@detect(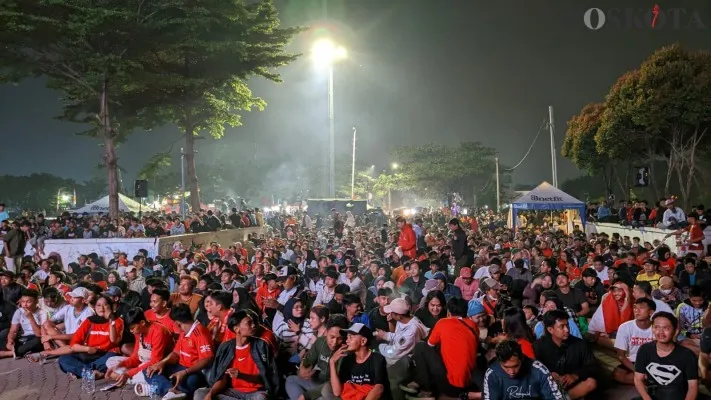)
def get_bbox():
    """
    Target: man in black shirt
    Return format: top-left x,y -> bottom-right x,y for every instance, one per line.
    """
328,323 -> 390,400
368,288 -> 394,337
534,310 -> 598,399
634,312 -> 698,400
